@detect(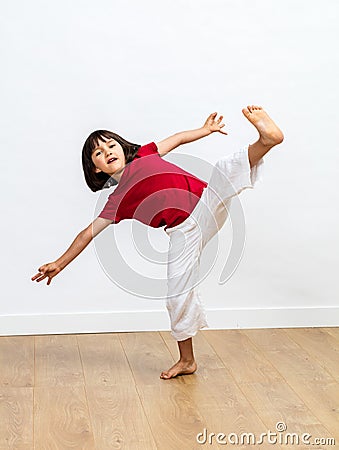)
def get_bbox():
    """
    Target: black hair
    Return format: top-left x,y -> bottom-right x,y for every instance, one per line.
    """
82,130 -> 140,192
